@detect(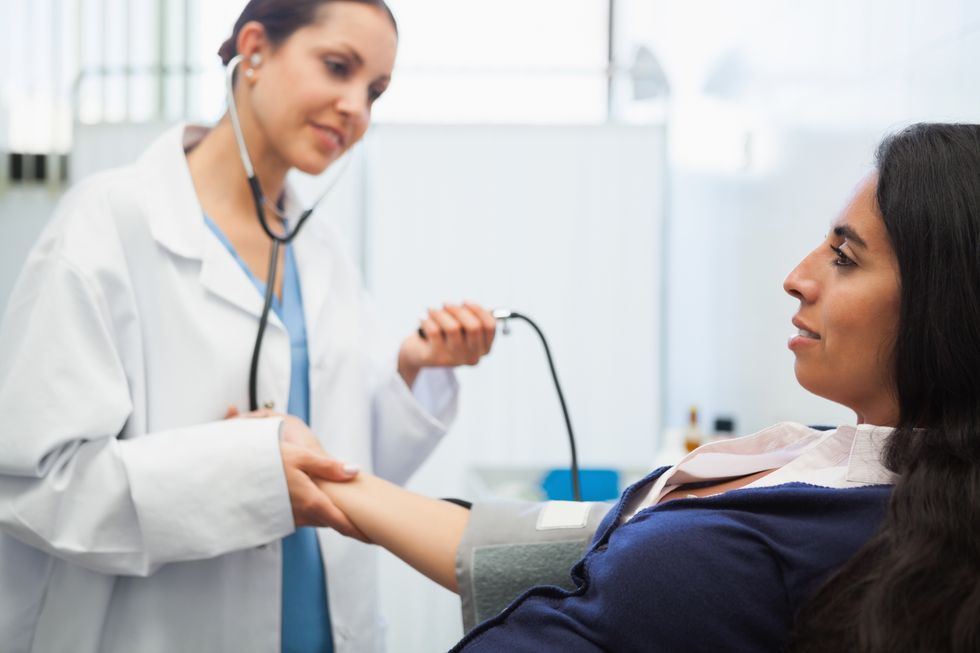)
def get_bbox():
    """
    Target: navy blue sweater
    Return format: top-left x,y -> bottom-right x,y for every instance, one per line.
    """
451,469 -> 891,652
